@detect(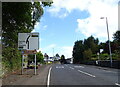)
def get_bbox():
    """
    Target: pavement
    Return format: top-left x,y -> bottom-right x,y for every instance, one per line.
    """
2,64 -> 52,86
